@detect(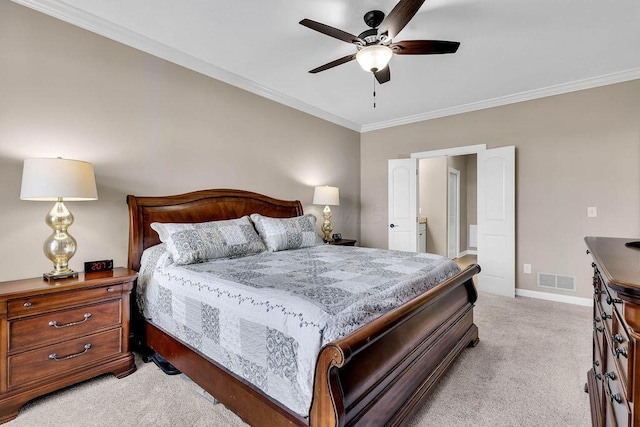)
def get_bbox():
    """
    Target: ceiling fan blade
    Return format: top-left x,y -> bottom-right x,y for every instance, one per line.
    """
375,66 -> 391,84
300,19 -> 365,45
378,0 -> 426,40
390,40 -> 460,54
309,54 -> 356,73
